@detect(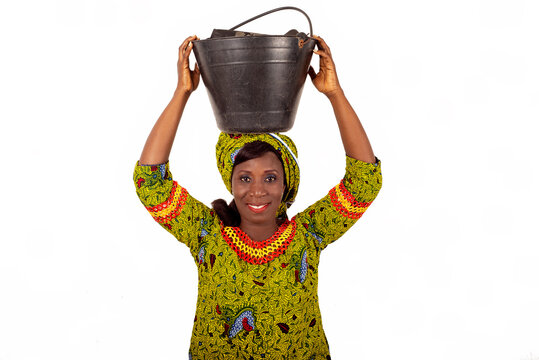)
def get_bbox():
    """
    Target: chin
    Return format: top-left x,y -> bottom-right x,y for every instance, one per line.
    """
238,208 -> 279,226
